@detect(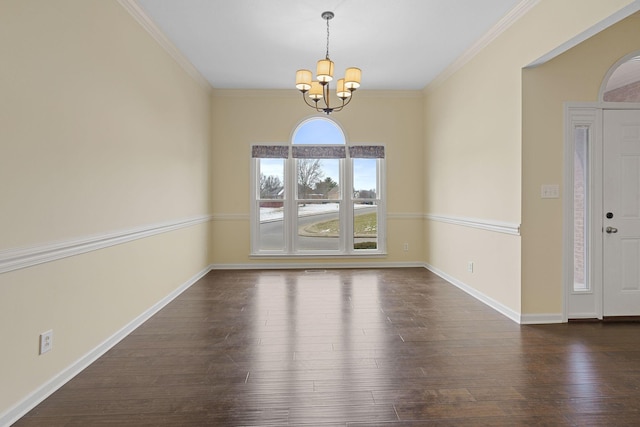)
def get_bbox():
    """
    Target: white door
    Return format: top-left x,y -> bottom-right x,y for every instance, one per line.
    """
603,109 -> 640,317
